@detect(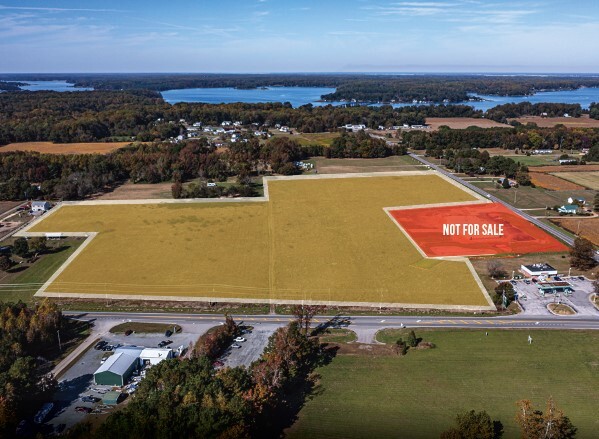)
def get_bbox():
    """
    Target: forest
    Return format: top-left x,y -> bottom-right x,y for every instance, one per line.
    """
0,300 -> 65,436
0,90 -> 482,145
